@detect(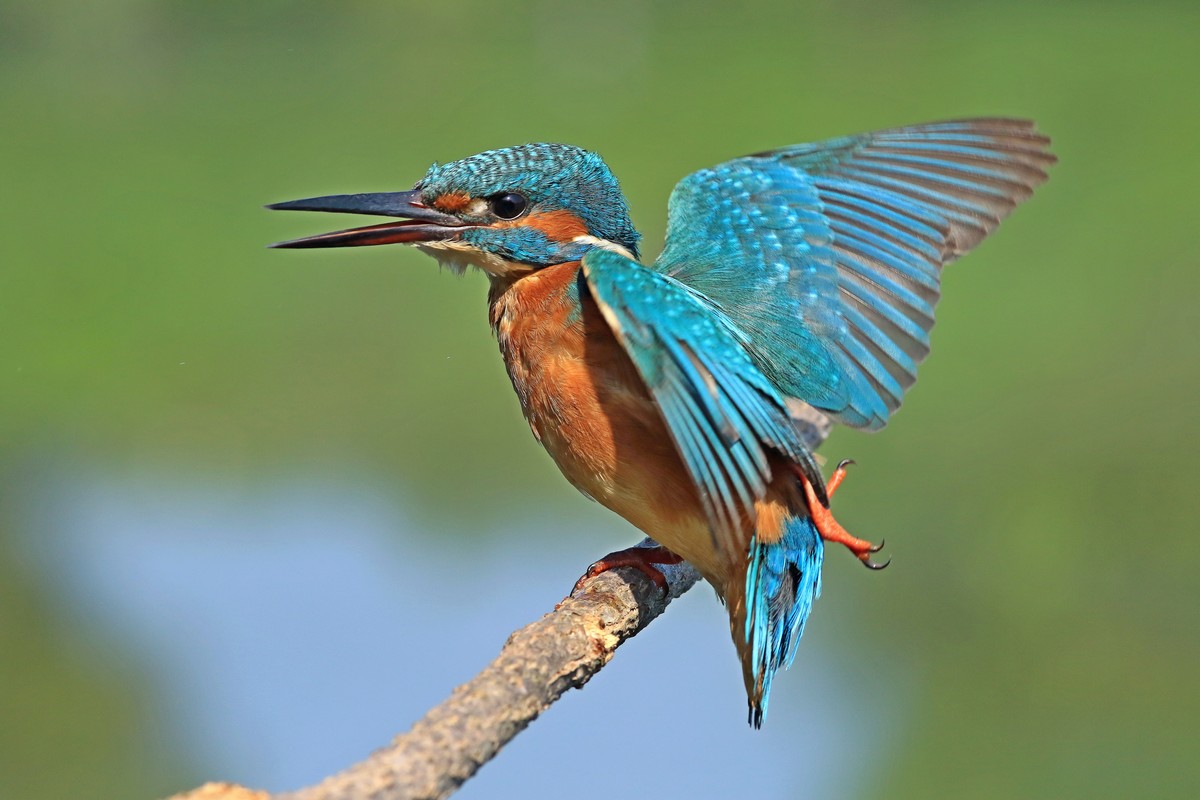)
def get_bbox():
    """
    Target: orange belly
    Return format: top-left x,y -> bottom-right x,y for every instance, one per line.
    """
488,261 -> 731,583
